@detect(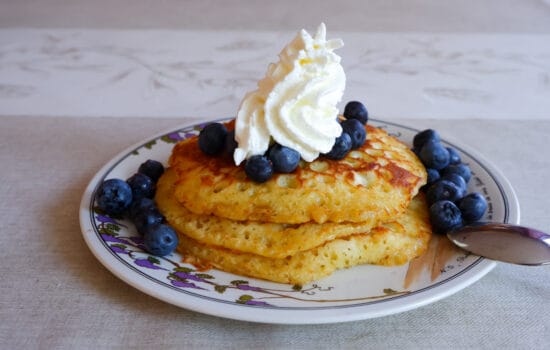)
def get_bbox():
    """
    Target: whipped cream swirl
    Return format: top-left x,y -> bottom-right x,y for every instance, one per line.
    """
233,23 -> 346,165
